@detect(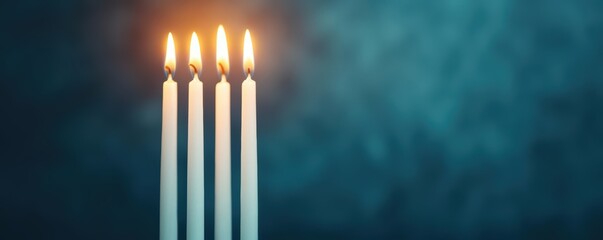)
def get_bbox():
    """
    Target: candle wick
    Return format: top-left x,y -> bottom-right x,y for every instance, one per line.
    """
165,66 -> 172,76
219,63 -> 226,75
247,68 -> 251,75
189,64 -> 198,75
